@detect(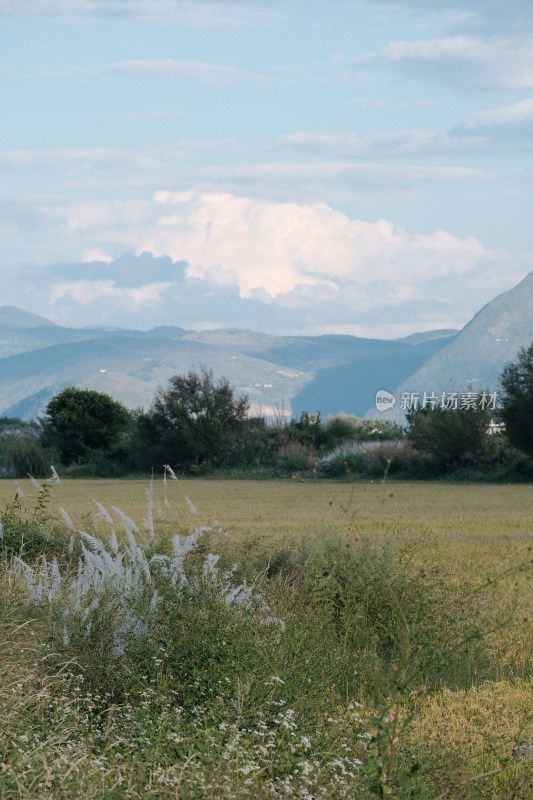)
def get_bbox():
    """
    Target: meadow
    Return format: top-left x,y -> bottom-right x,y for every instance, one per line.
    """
1,477 -> 533,798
